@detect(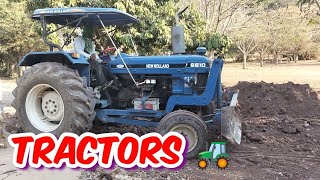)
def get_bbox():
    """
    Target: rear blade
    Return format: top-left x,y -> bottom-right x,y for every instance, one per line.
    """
221,90 -> 242,144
